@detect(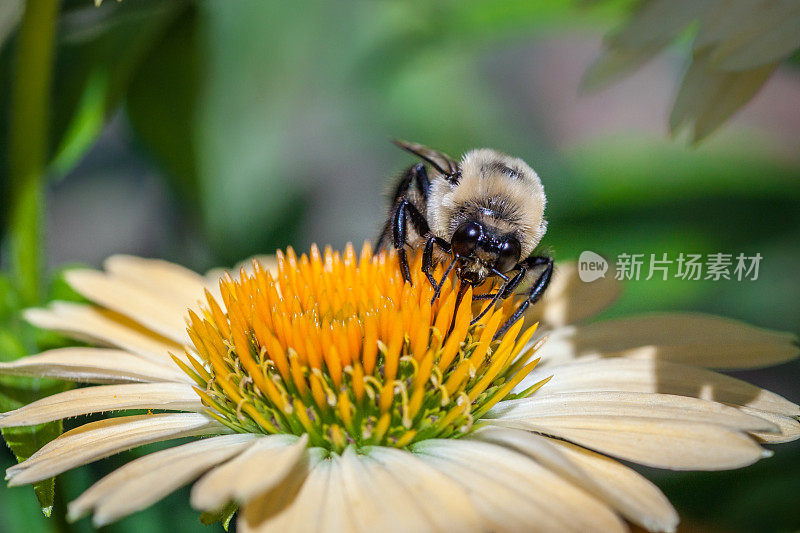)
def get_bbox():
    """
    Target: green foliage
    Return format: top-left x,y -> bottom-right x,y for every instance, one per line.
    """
0,270 -> 78,516
583,0 -> 800,143
48,0 -> 189,177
